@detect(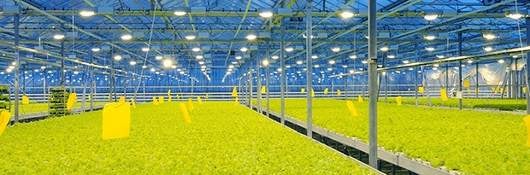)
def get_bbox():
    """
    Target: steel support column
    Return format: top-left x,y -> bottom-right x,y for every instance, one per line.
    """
305,0 -> 314,138
367,0 -> 379,168
13,14 -> 20,123
280,26 -> 286,125
526,16 -> 530,114
458,32 -> 463,110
